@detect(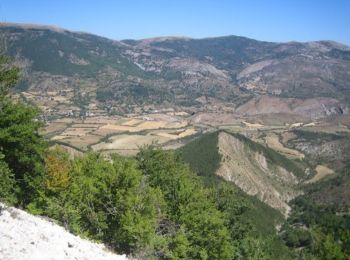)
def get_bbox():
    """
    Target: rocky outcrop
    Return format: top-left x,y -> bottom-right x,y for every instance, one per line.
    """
0,203 -> 127,260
